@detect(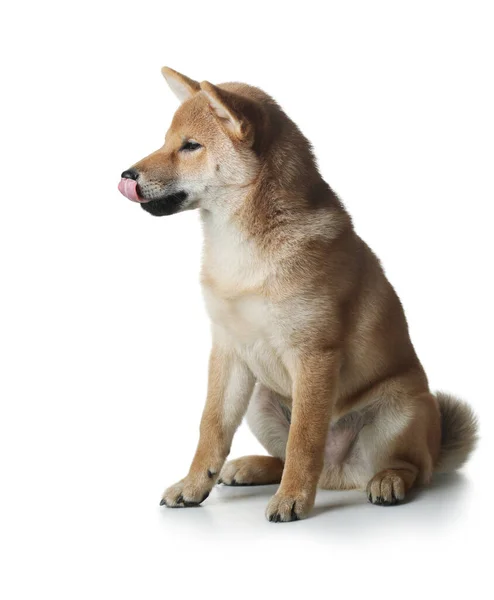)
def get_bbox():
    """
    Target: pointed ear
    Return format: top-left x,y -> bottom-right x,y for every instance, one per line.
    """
161,67 -> 200,103
200,81 -> 254,143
